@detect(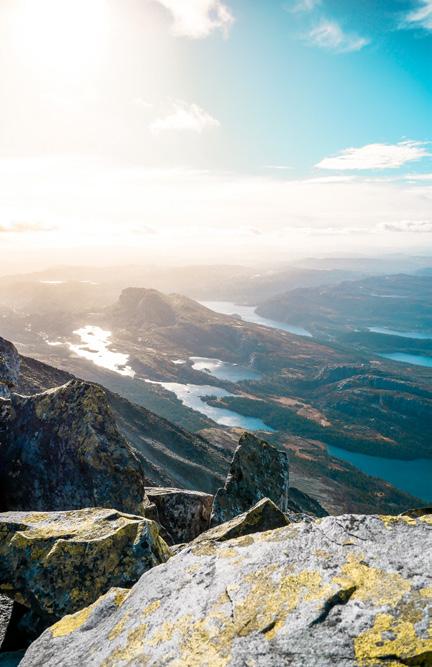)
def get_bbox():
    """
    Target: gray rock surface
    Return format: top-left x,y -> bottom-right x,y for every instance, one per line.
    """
0,594 -> 13,647
193,497 -> 289,545
0,338 -> 19,398
211,432 -> 289,526
0,508 -> 170,635
144,487 -> 213,544
0,380 -> 147,514
20,513 -> 432,666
